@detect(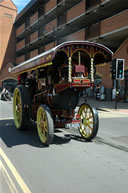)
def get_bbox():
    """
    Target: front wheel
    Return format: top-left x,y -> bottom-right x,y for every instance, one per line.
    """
37,105 -> 54,145
78,103 -> 99,141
